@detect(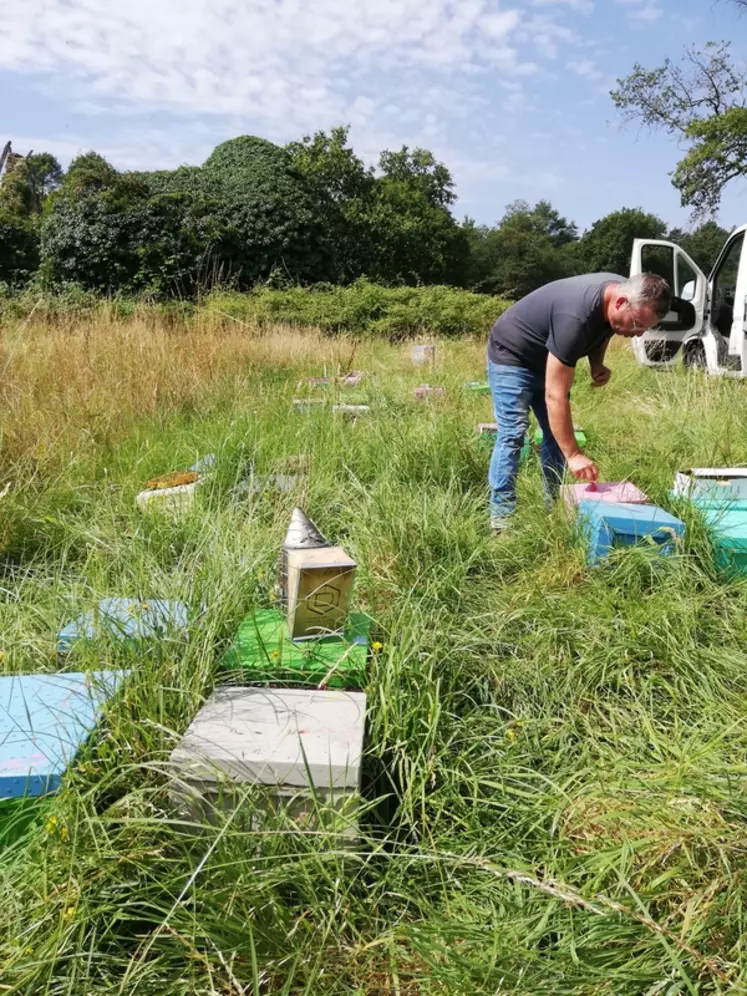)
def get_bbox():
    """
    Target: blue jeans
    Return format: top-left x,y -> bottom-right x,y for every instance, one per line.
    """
488,359 -> 566,520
